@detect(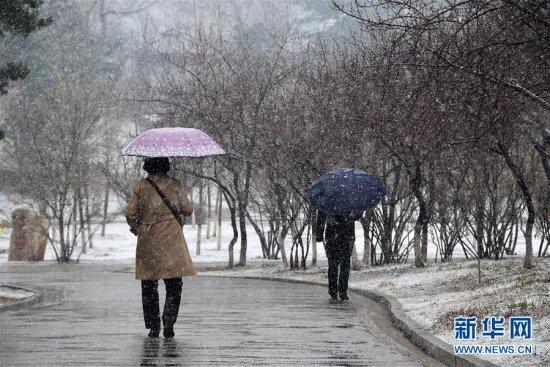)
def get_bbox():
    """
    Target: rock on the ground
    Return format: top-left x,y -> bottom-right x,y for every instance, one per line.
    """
8,208 -> 48,261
